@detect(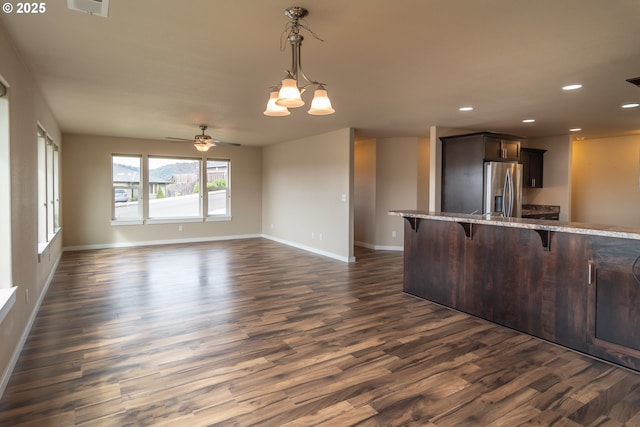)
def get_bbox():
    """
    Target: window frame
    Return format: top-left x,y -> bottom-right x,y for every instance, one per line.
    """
111,154 -> 231,225
205,158 -> 231,220
37,125 -> 61,254
0,80 -> 12,291
146,155 -> 202,223
111,154 -> 143,225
